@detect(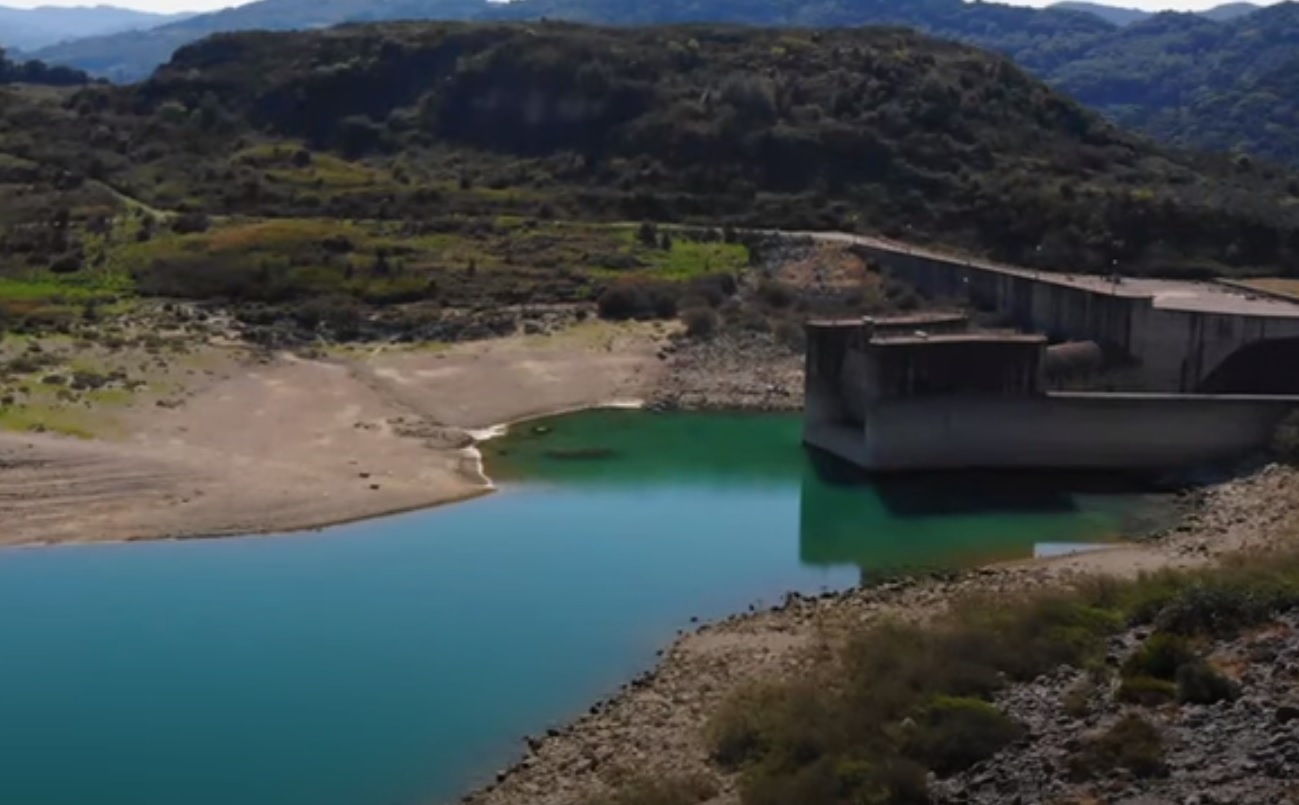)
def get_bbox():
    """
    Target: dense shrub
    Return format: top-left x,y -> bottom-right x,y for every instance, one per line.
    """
1069,714 -> 1168,781
613,493 -> 1299,804
1155,582 -> 1299,638
171,212 -> 211,234
596,280 -> 678,321
578,773 -> 717,805
288,295 -> 364,337
681,306 -> 717,339
689,273 -> 739,307
1122,634 -> 1197,680
903,696 -> 1023,775
1115,675 -> 1177,706
48,253 -> 83,274
1175,659 -> 1240,705
755,279 -> 794,310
